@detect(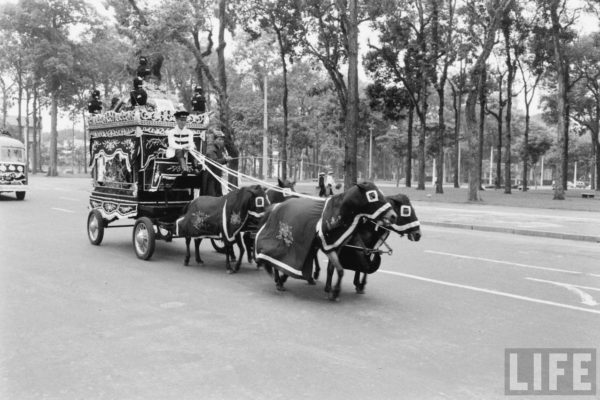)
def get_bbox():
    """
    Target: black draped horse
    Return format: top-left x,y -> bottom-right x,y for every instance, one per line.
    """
324,193 -> 421,295
255,182 -> 397,301
242,177 -> 296,264
176,185 -> 266,273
